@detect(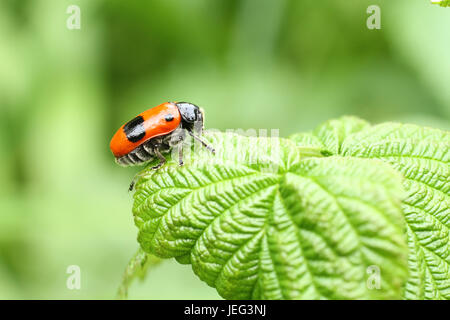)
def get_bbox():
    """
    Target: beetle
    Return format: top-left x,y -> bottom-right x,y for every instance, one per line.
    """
110,102 -> 215,190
